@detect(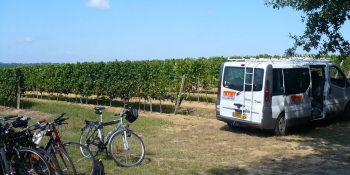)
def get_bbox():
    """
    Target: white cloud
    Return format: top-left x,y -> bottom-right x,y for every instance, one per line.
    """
85,0 -> 110,9
19,37 -> 32,42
